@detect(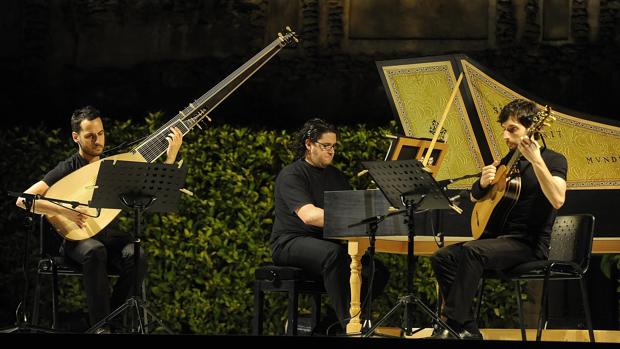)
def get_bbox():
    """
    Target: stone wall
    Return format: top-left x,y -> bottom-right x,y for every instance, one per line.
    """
1,0 -> 618,129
